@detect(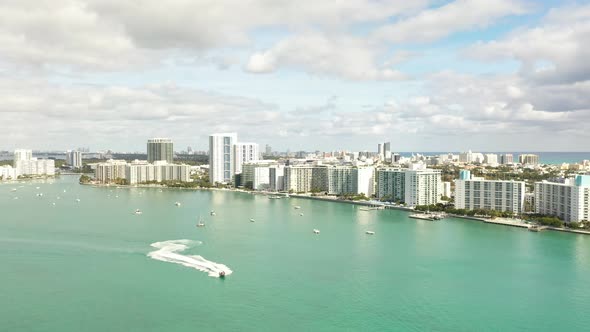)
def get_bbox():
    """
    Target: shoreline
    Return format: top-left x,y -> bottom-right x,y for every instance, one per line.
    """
81,182 -> 590,236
